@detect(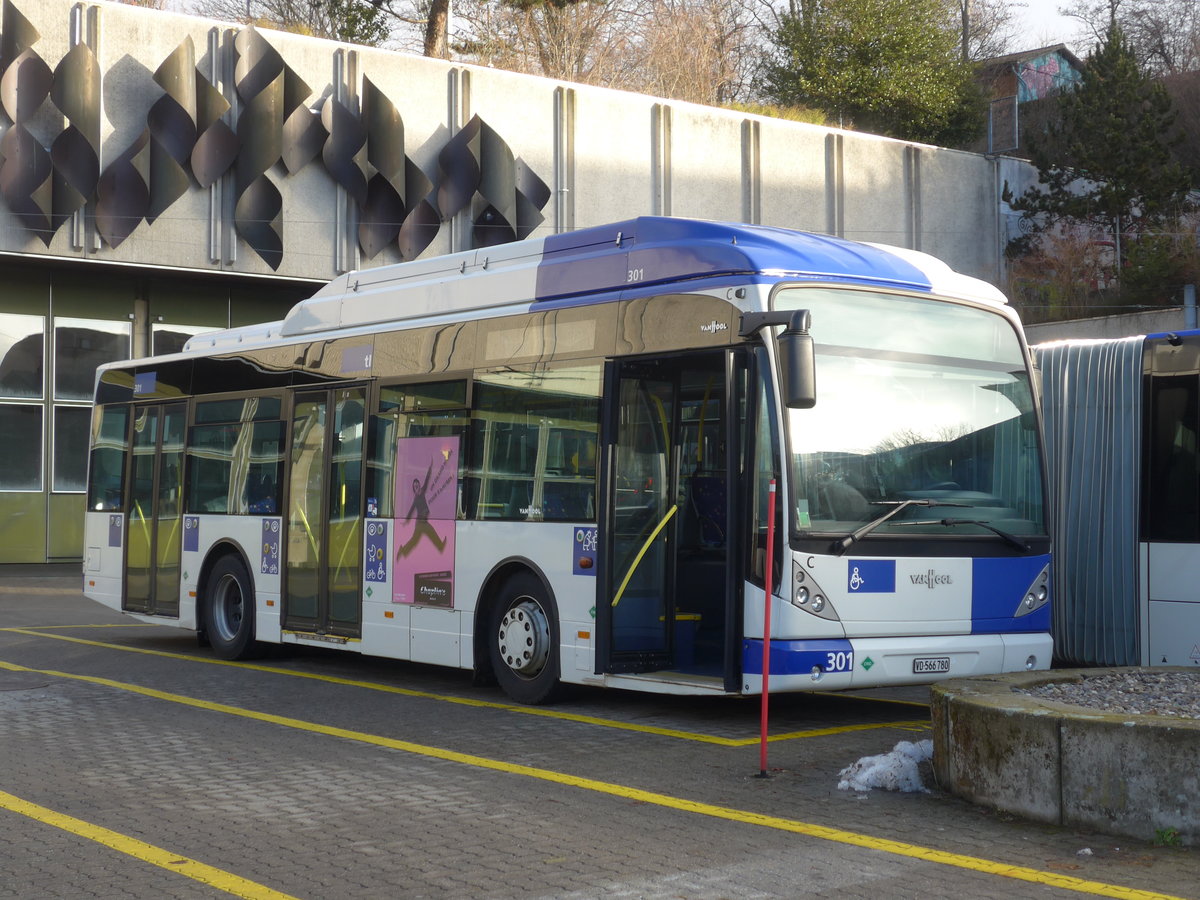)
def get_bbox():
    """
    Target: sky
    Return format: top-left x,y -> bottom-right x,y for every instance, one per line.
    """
1009,4 -> 1089,53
